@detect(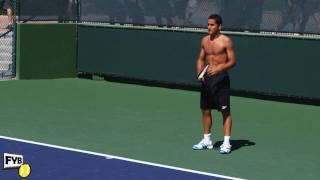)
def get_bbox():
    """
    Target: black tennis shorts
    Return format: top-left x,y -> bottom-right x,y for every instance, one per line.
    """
200,72 -> 230,113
